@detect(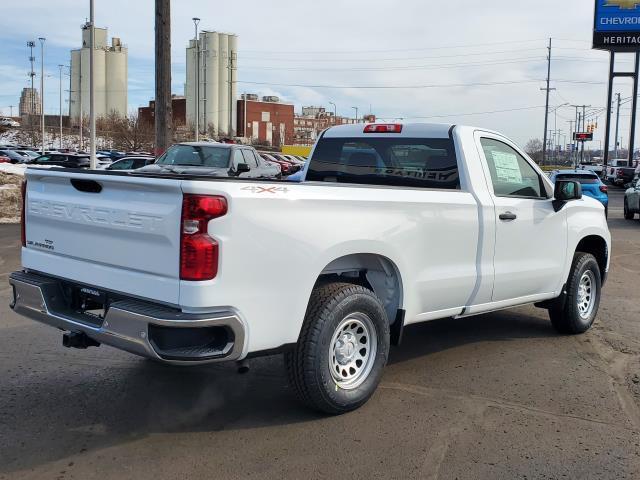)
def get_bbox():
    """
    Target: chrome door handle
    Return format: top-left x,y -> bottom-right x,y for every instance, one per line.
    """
499,212 -> 517,221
